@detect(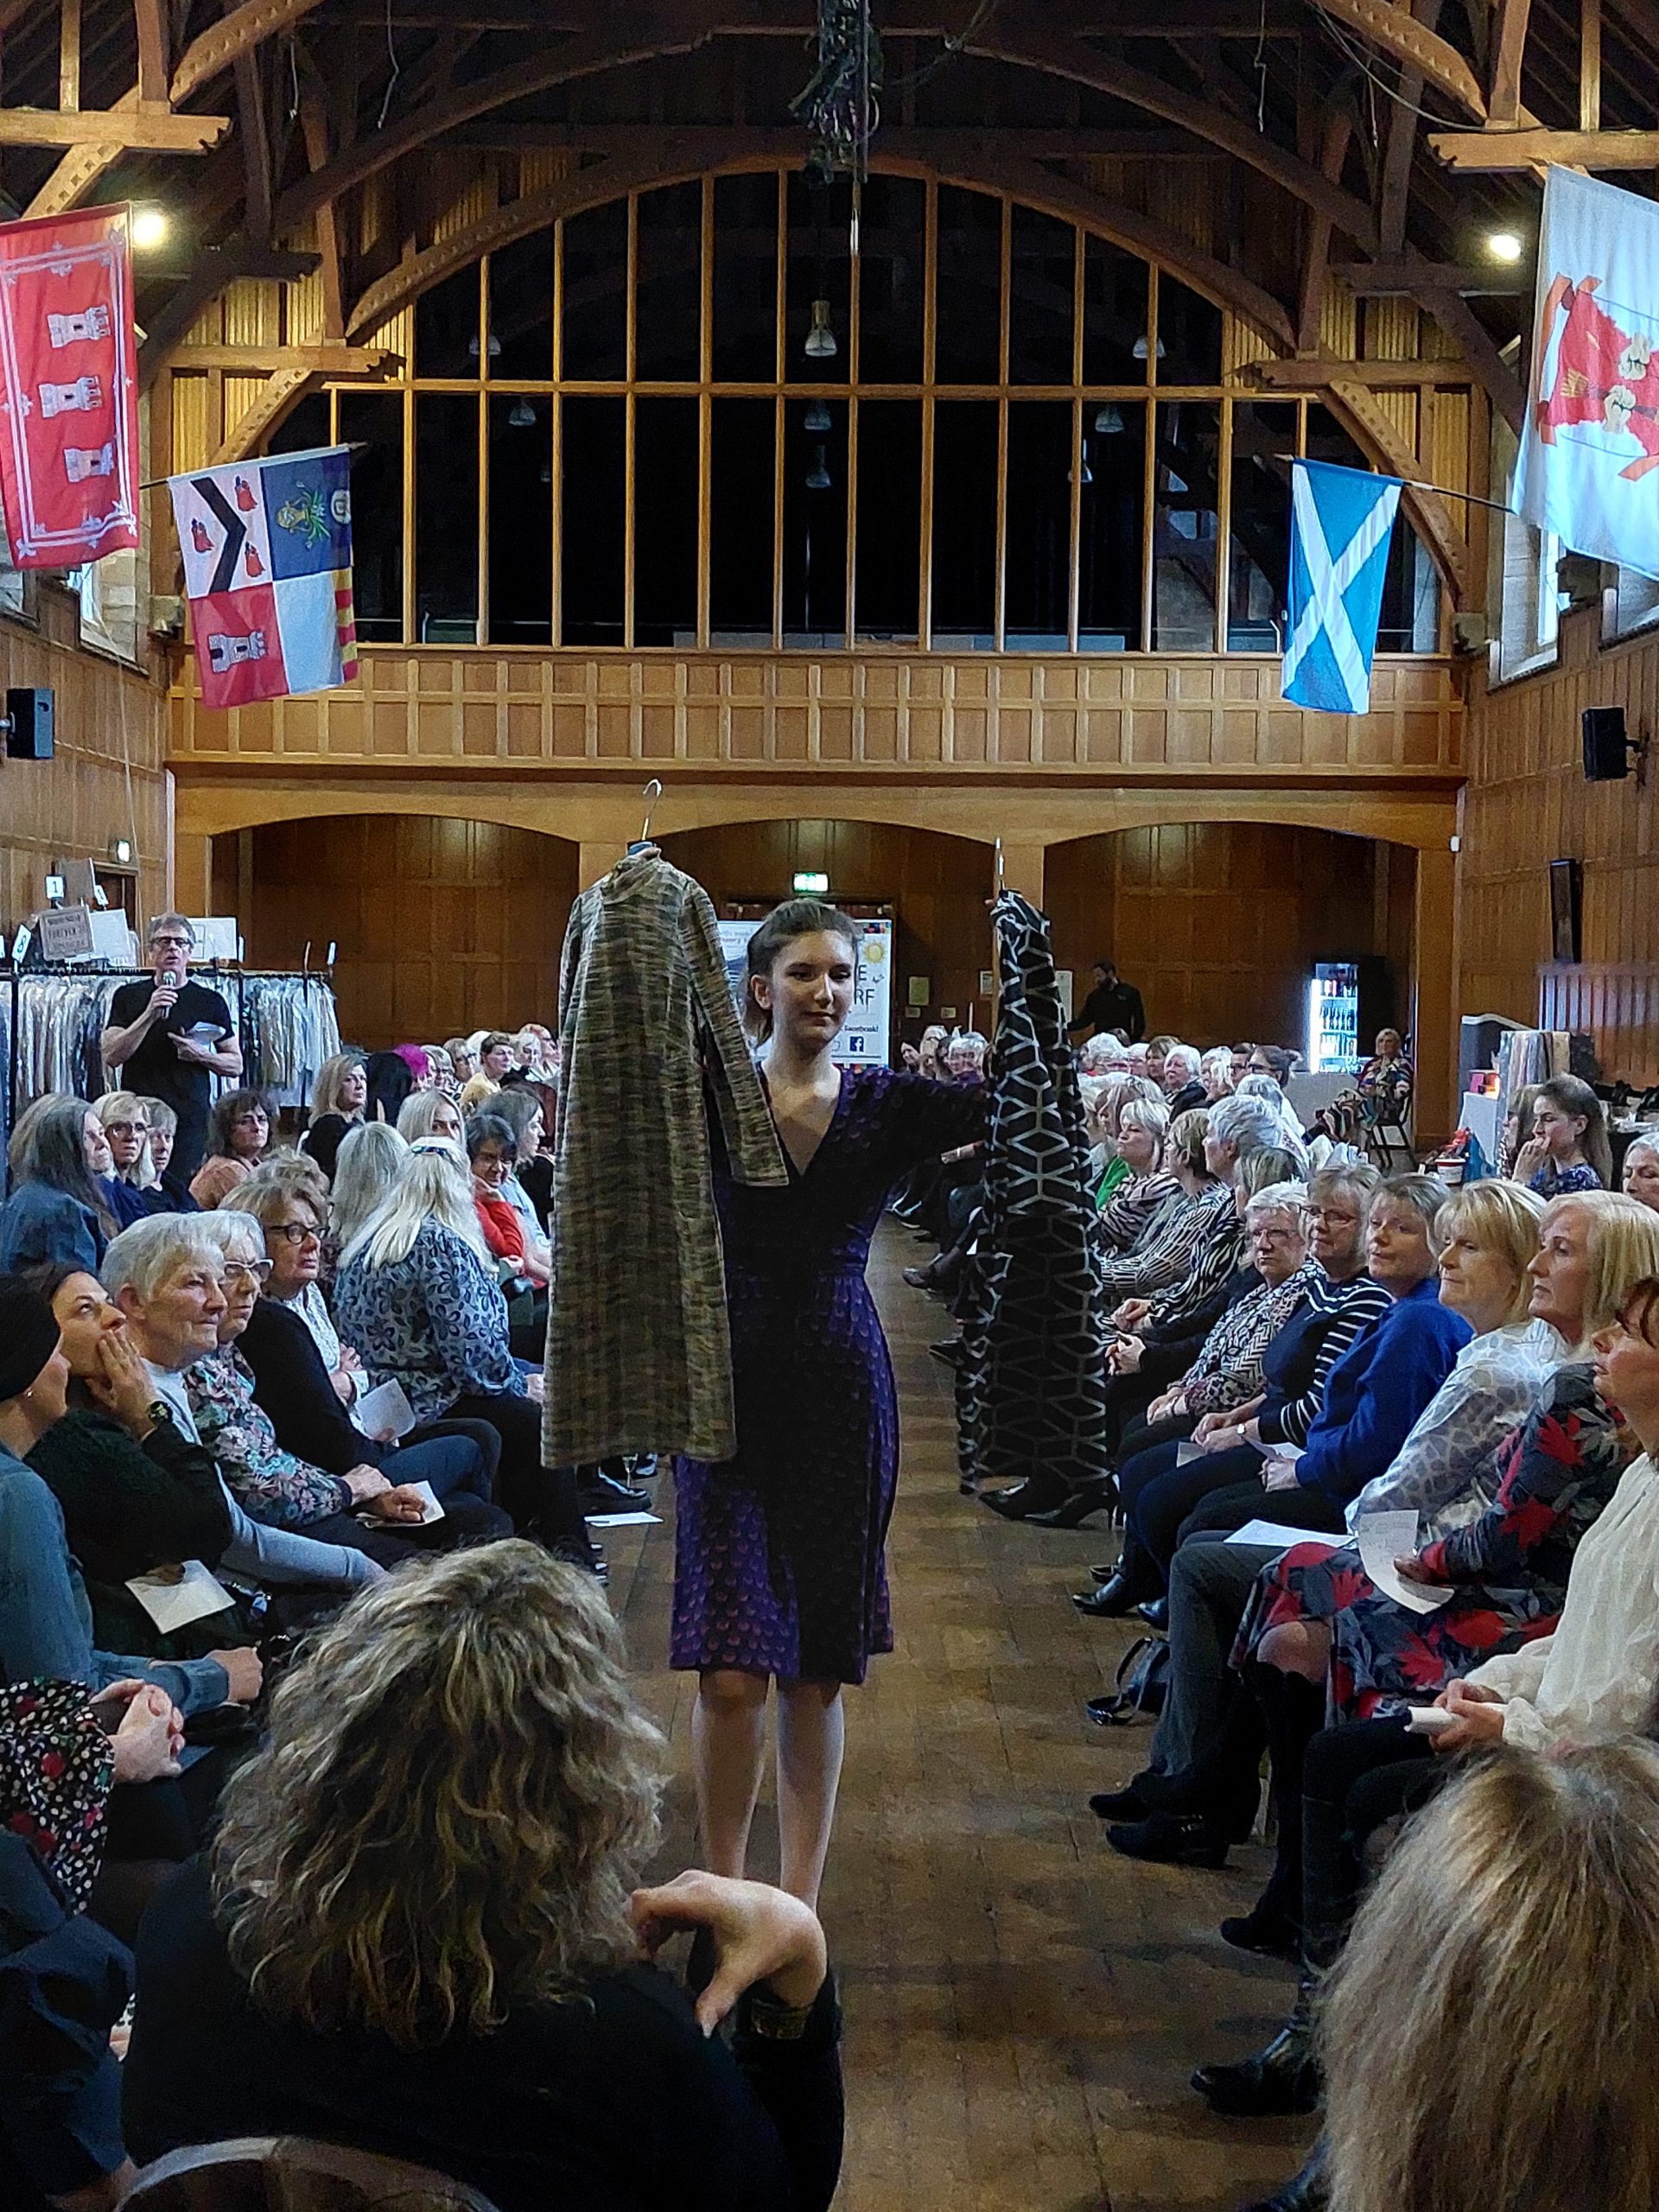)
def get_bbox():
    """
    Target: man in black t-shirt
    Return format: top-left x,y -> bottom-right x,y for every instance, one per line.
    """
1066,958 -> 1146,1046
102,913 -> 242,1179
